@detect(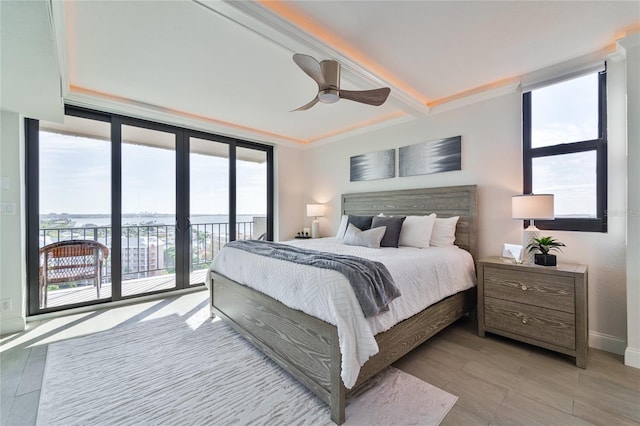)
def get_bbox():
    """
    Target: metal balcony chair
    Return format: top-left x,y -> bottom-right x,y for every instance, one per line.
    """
39,240 -> 109,308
